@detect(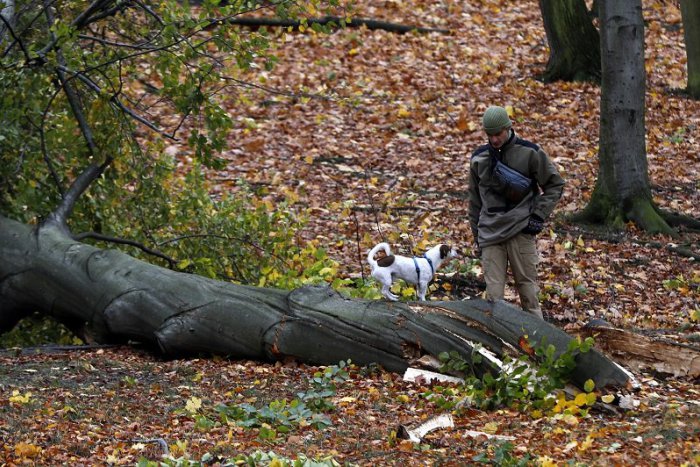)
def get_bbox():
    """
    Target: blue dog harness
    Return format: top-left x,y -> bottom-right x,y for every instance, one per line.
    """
412,254 -> 435,283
